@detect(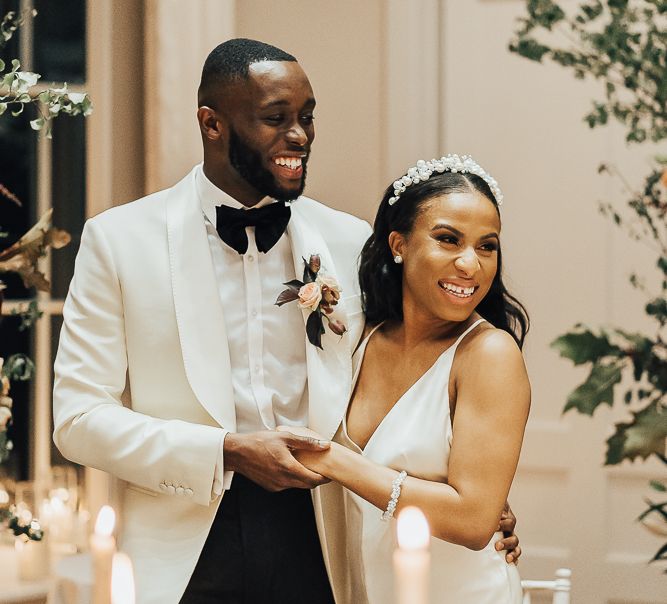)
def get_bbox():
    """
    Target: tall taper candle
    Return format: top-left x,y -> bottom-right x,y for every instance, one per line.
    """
111,552 -> 136,604
394,506 -> 430,604
90,505 -> 116,604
